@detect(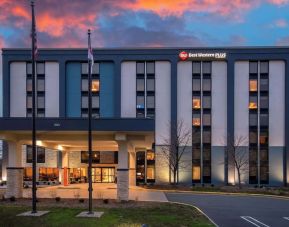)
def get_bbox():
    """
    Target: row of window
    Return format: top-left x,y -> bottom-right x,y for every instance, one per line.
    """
136,150 -> 155,183
80,151 -> 118,164
192,61 -> 212,184
249,61 -> 269,185
26,62 -> 46,117
26,145 -> 45,163
136,62 -> 155,118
